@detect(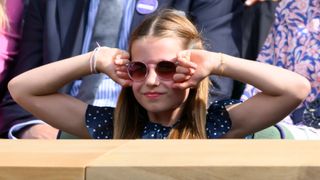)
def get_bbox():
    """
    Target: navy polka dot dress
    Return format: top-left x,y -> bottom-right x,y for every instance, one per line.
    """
85,99 -> 239,139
